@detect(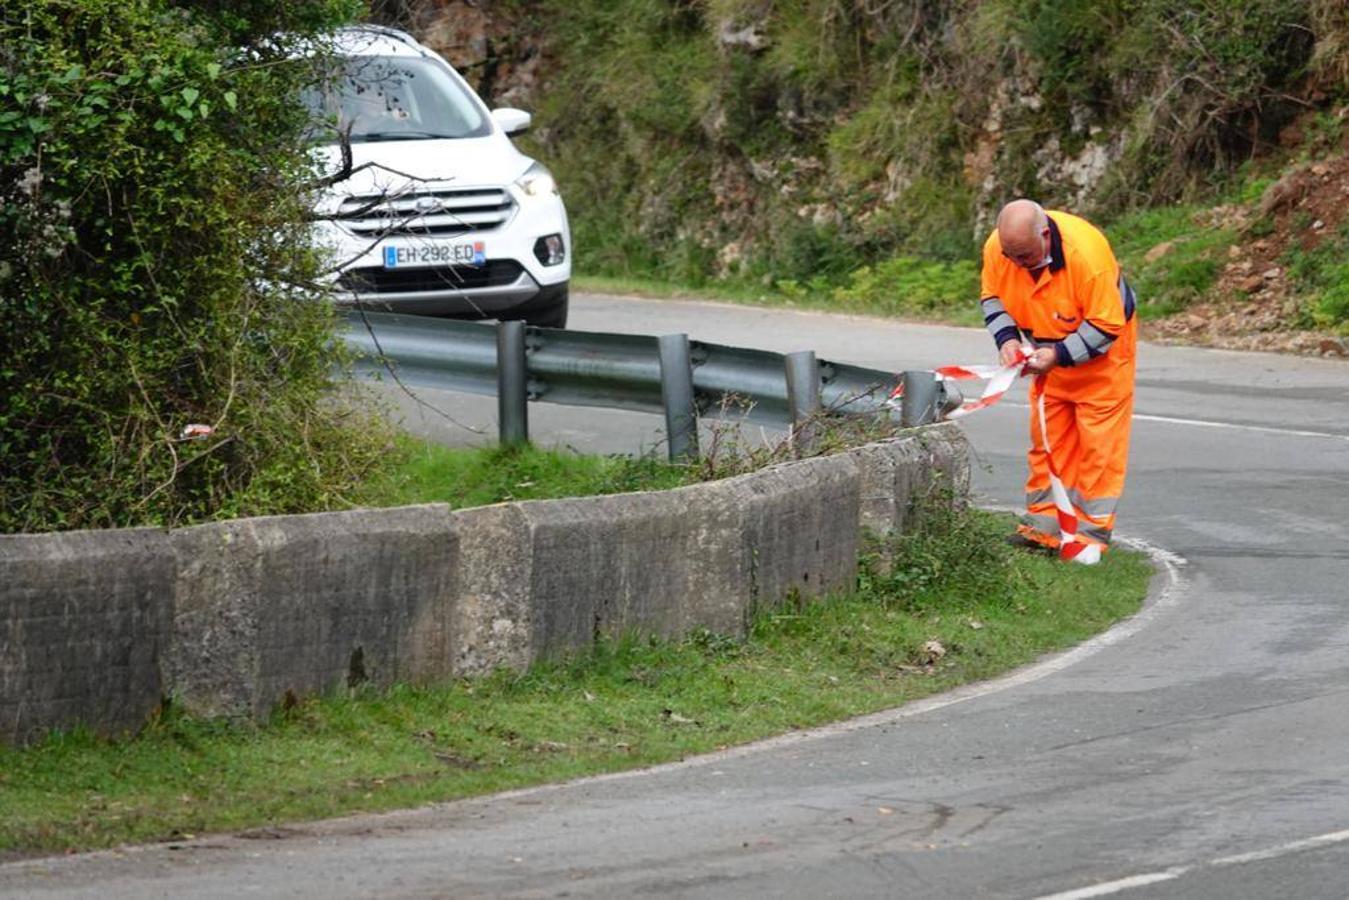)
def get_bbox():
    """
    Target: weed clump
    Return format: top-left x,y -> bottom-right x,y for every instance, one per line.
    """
860,495 -> 1021,614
